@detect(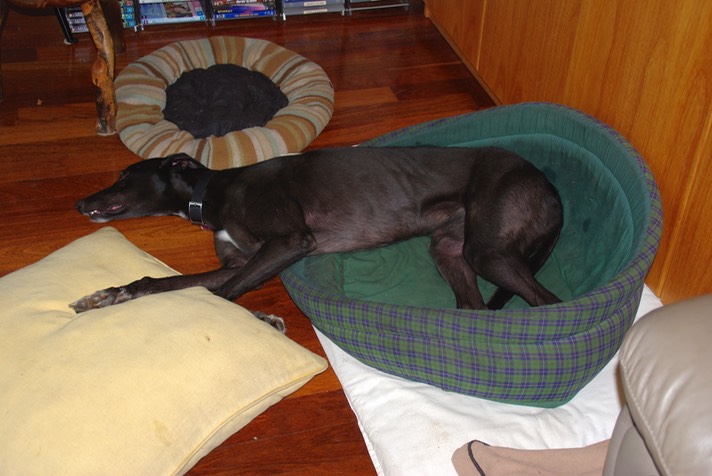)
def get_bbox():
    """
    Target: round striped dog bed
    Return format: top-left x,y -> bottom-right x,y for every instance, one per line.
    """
281,103 -> 663,407
115,36 -> 334,168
